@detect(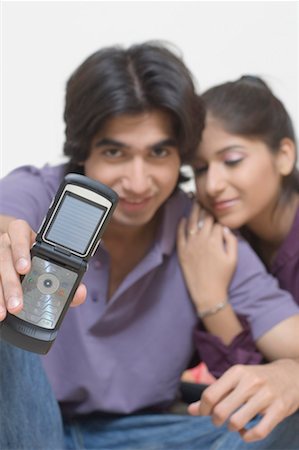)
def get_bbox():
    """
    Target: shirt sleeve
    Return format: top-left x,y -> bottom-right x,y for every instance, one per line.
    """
195,315 -> 263,378
0,165 -> 54,231
229,238 -> 299,341
193,237 -> 299,377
